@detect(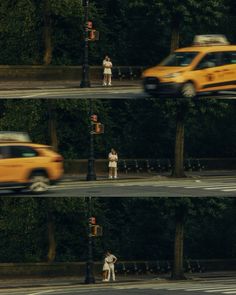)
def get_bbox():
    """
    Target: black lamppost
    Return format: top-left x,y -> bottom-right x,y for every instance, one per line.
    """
85,196 -> 95,284
87,99 -> 97,181
80,0 -> 90,88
